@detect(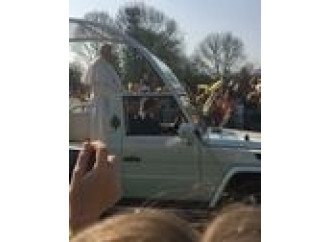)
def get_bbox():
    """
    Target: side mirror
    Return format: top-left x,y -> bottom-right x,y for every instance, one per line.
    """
178,123 -> 195,141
